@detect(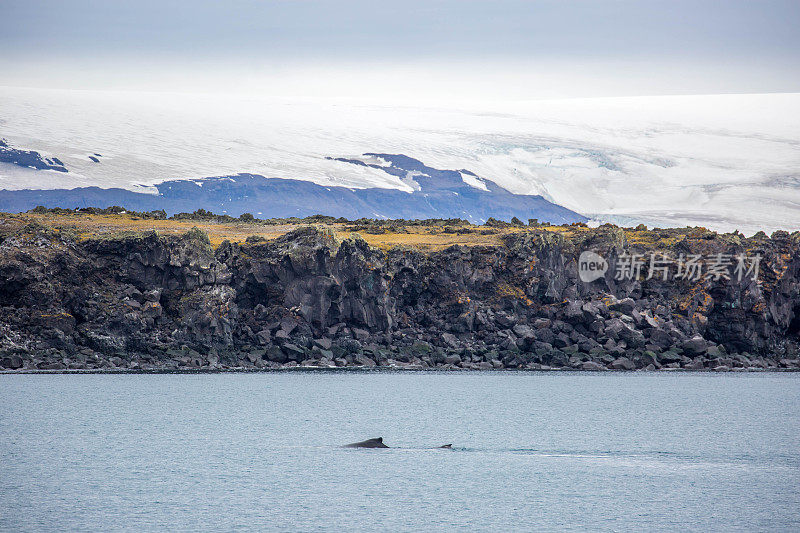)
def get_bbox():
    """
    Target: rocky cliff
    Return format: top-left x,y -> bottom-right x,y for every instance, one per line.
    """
1,222 -> 799,371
